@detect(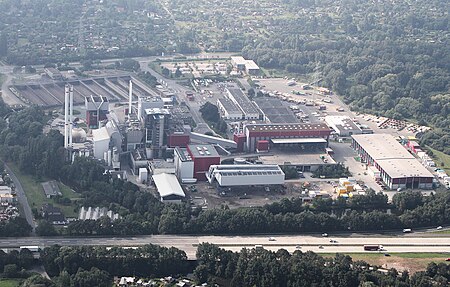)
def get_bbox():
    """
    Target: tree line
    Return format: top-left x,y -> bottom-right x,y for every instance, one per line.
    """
195,243 -> 449,286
